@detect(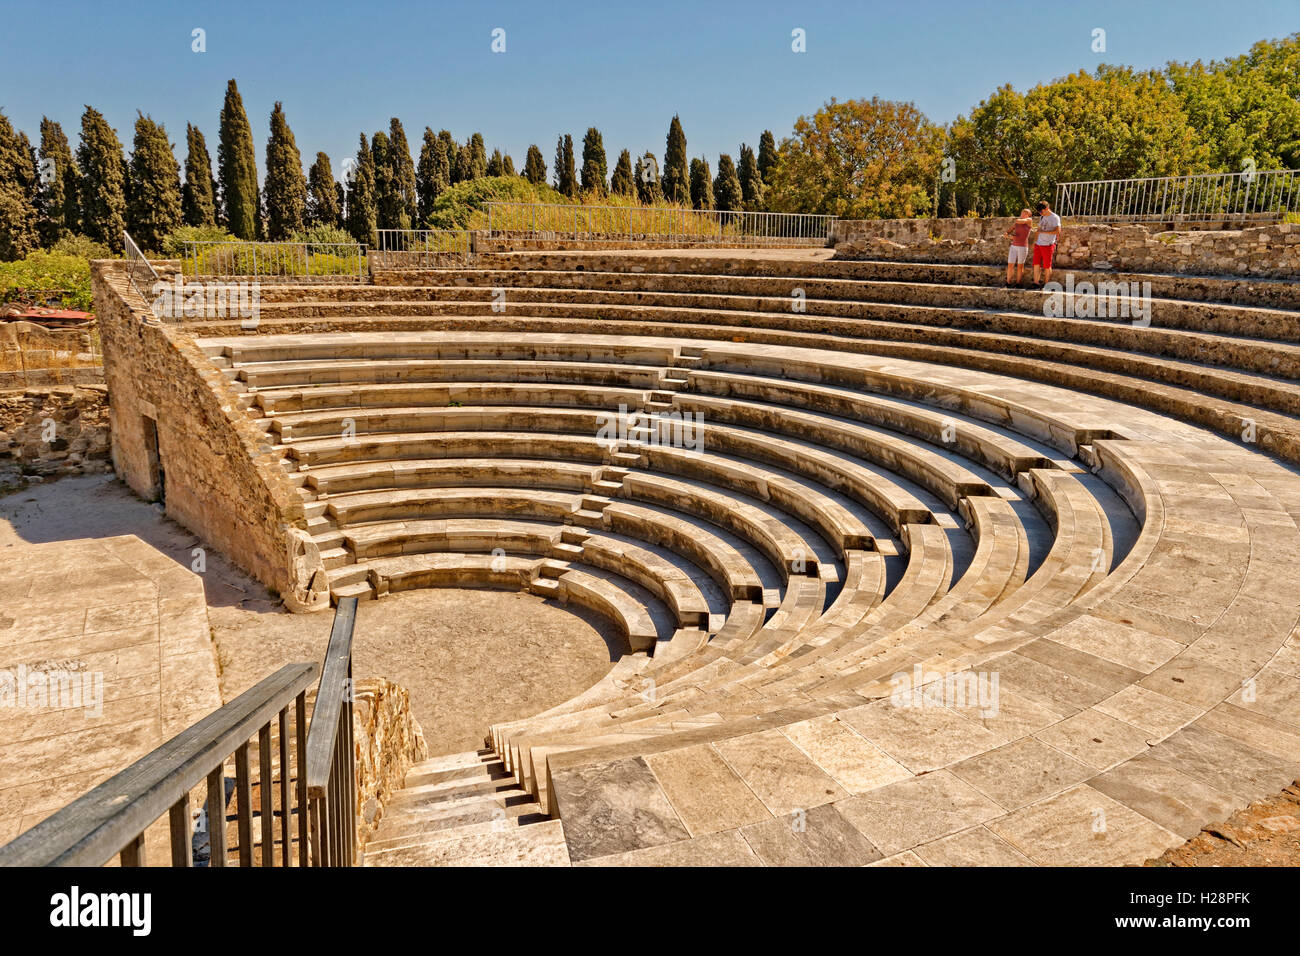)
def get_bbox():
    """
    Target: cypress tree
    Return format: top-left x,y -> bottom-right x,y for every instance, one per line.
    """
387,118 -> 418,227
634,152 -> 662,205
372,130 -> 410,230
37,118 -> 78,245
738,143 -> 763,210
436,130 -> 456,181
523,144 -> 547,185
580,127 -> 608,196
218,79 -> 260,239
486,149 -> 504,177
264,102 -> 307,239
344,132 -> 376,245
609,149 -> 634,196
554,134 -> 576,198
76,106 -> 127,251
181,123 -> 217,227
662,115 -> 689,204
466,133 -> 488,180
307,152 -> 341,227
126,113 -> 182,251
689,157 -> 714,210
334,181 -> 346,222
502,153 -> 516,176
452,142 -> 471,184
757,129 -> 778,185
0,112 -> 39,259
416,128 -> 451,224
713,153 -> 743,211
